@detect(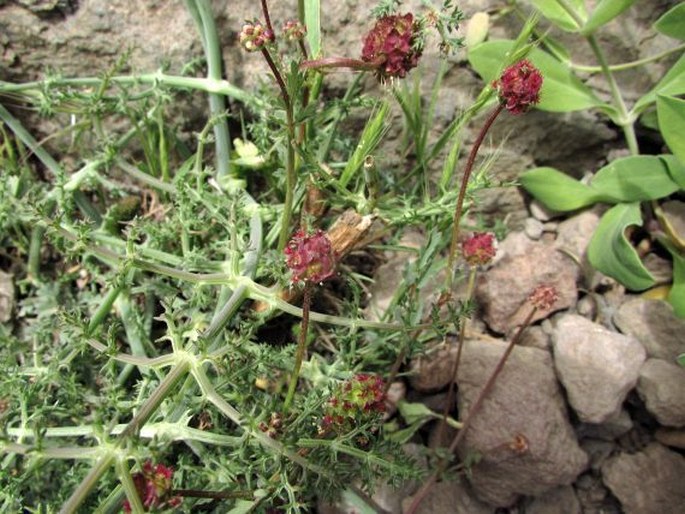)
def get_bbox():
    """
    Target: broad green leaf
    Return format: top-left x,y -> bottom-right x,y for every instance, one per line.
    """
530,0 -> 586,32
468,41 -> 603,112
654,2 -> 685,40
520,167 -> 602,211
590,155 -> 680,202
657,94 -> 685,164
678,354 -> 685,367
587,203 -> 655,291
303,0 -> 321,57
662,239 -> 685,318
661,154 -> 685,189
634,53 -> 685,114
582,0 -> 637,35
